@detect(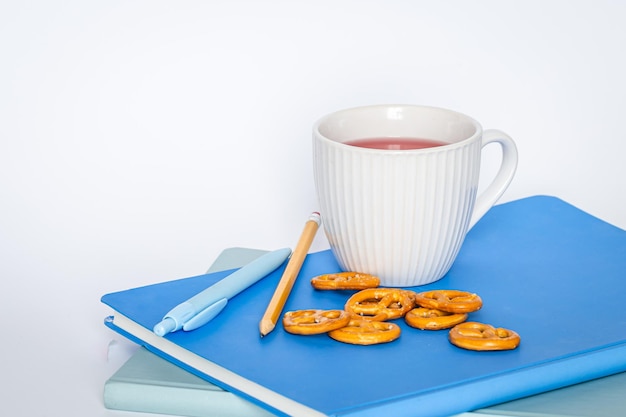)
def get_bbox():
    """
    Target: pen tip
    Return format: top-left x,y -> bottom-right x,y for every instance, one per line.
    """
153,318 -> 176,336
